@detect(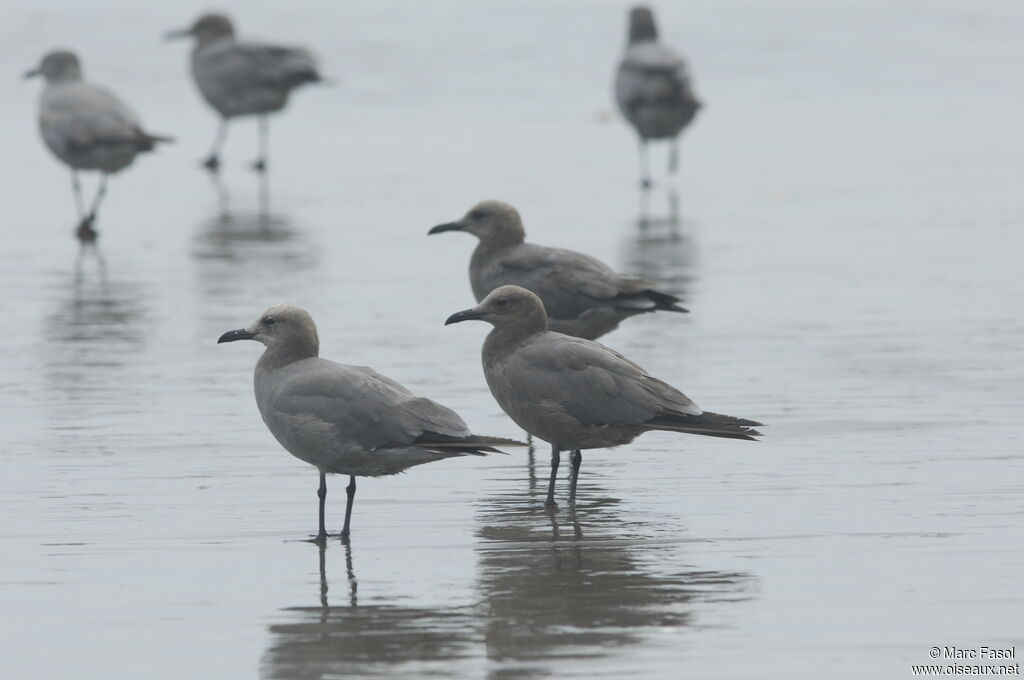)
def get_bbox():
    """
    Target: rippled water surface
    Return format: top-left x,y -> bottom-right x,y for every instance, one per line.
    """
2,1 -> 1022,678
